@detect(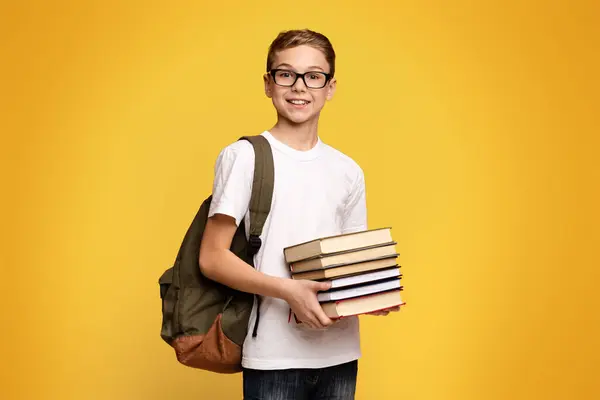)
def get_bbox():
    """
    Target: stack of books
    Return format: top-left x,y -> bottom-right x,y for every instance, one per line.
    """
283,228 -> 405,319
